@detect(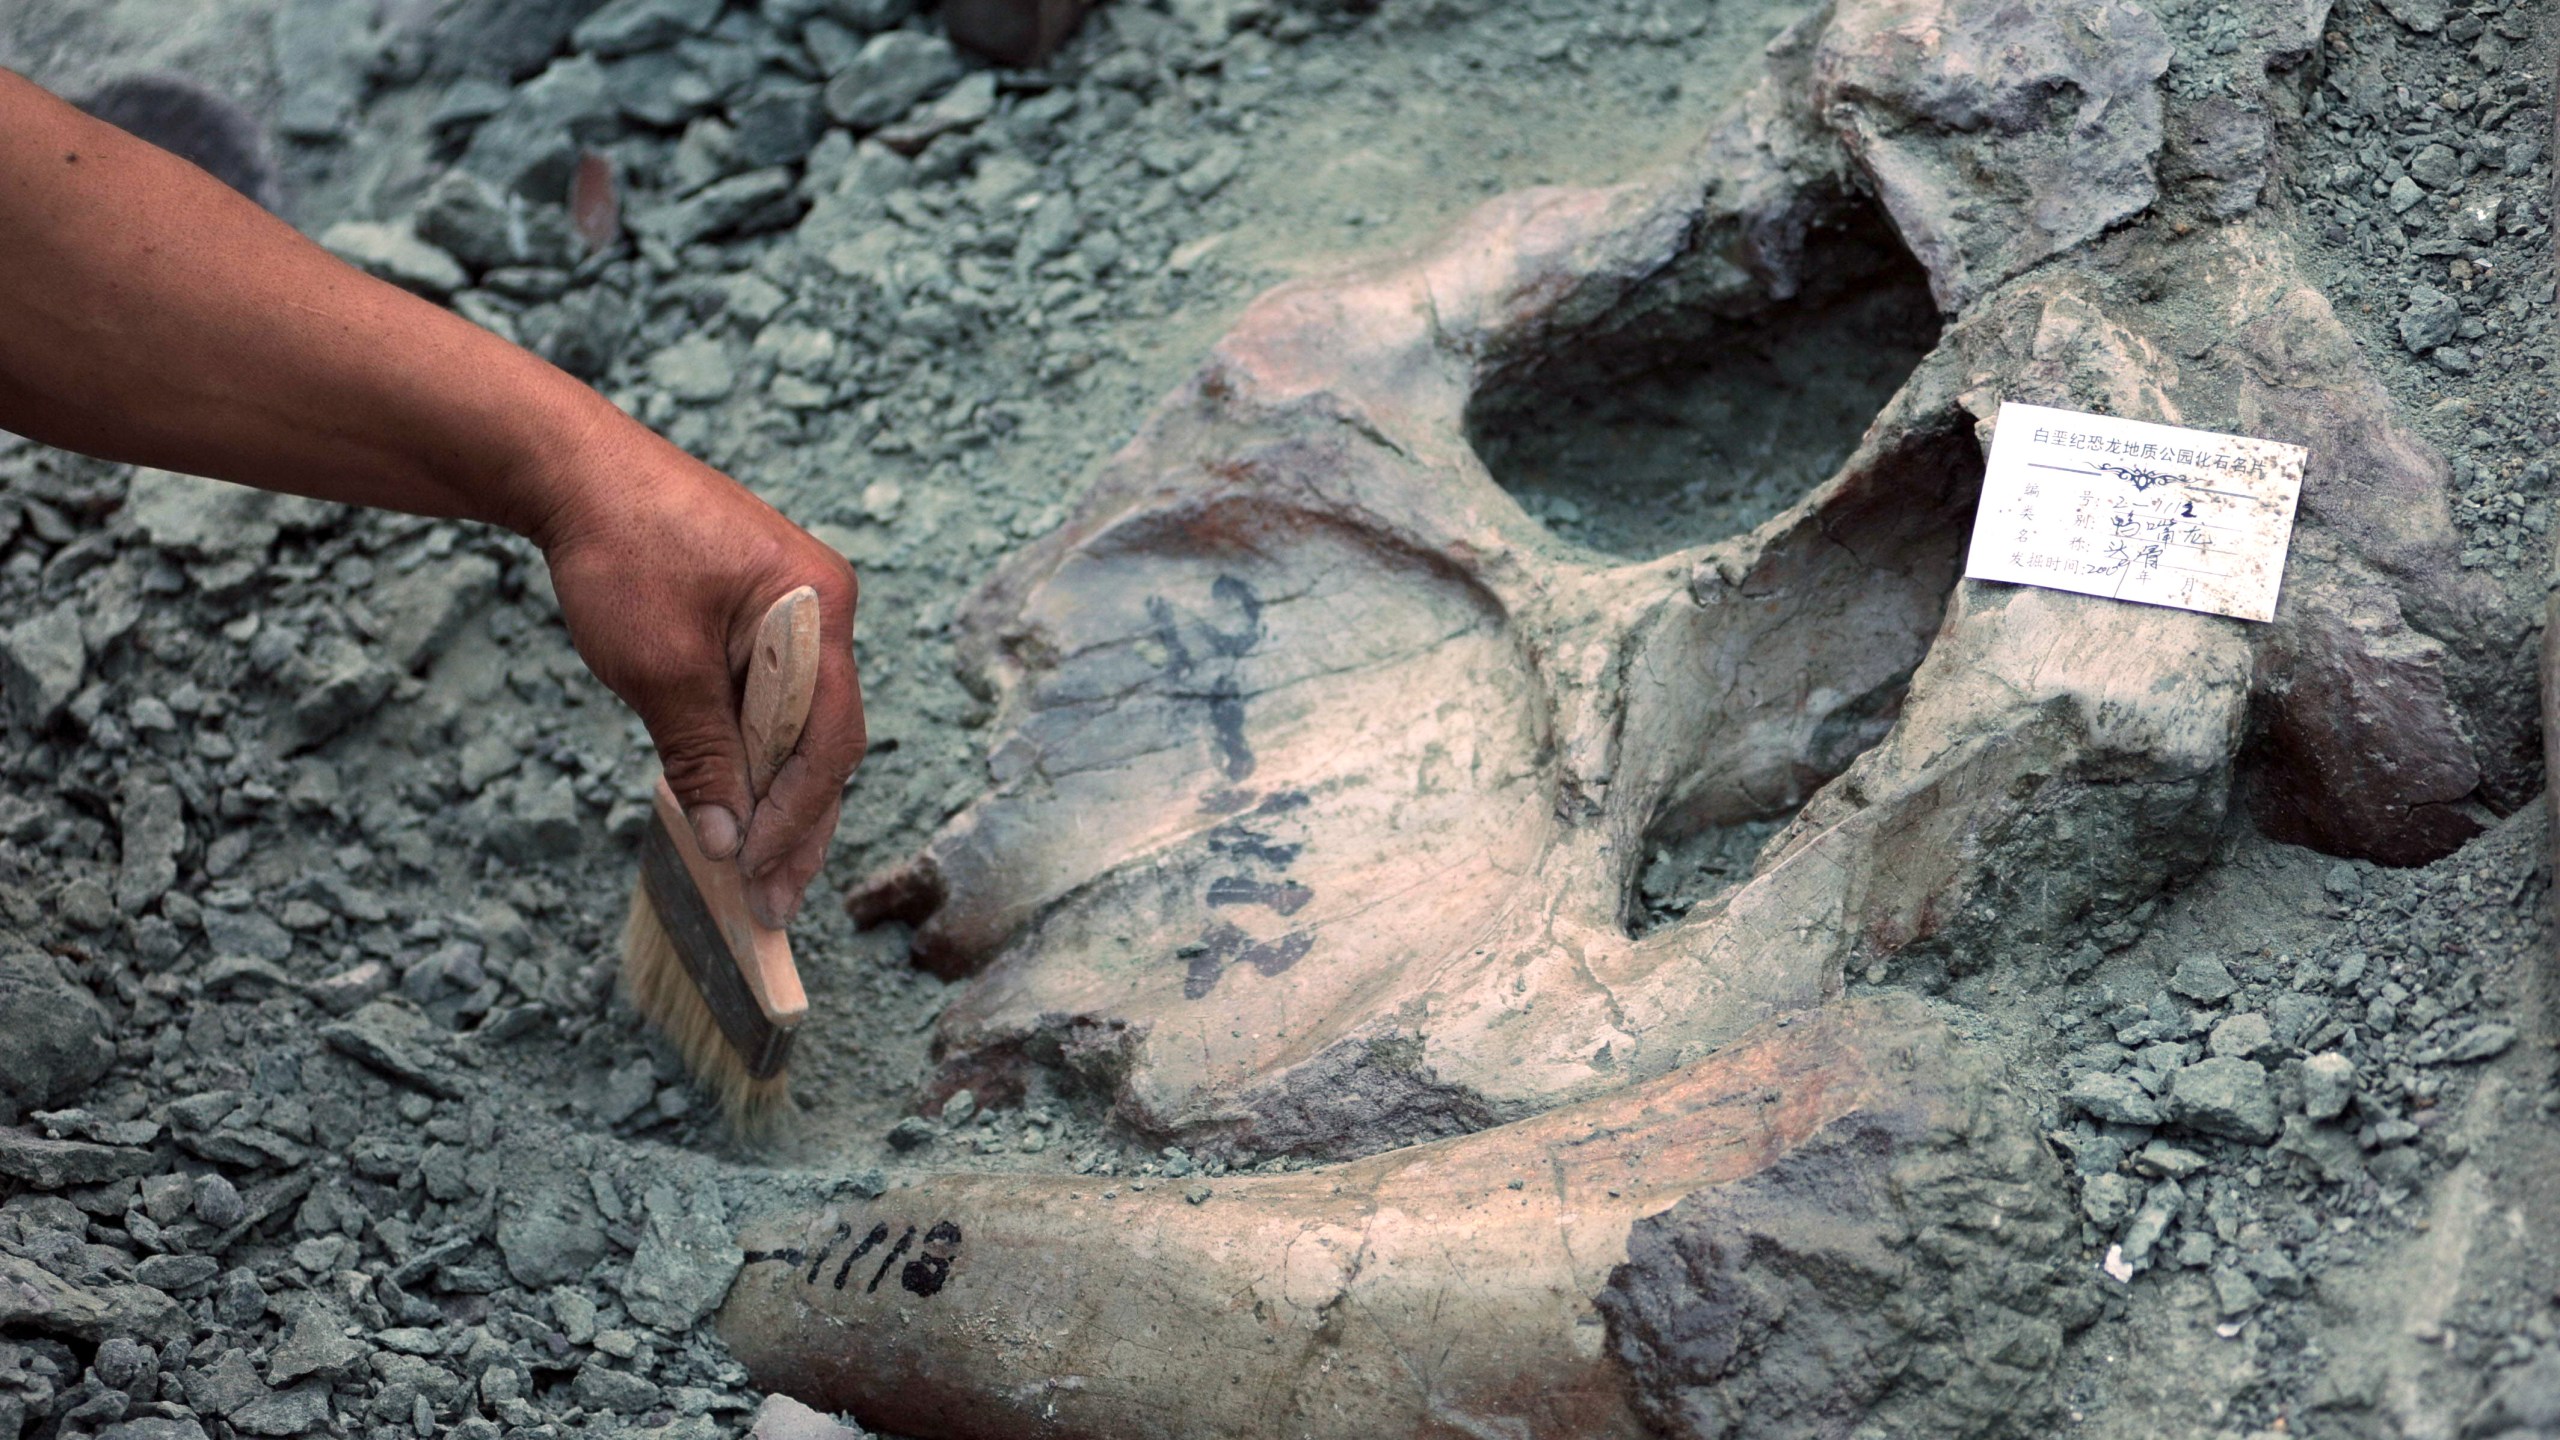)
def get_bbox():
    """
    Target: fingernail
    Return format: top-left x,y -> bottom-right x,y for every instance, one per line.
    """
688,805 -> 740,859
753,874 -> 804,930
